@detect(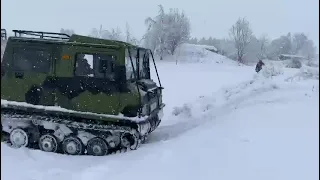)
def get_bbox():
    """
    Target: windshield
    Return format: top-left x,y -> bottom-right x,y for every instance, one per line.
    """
125,48 -> 150,80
